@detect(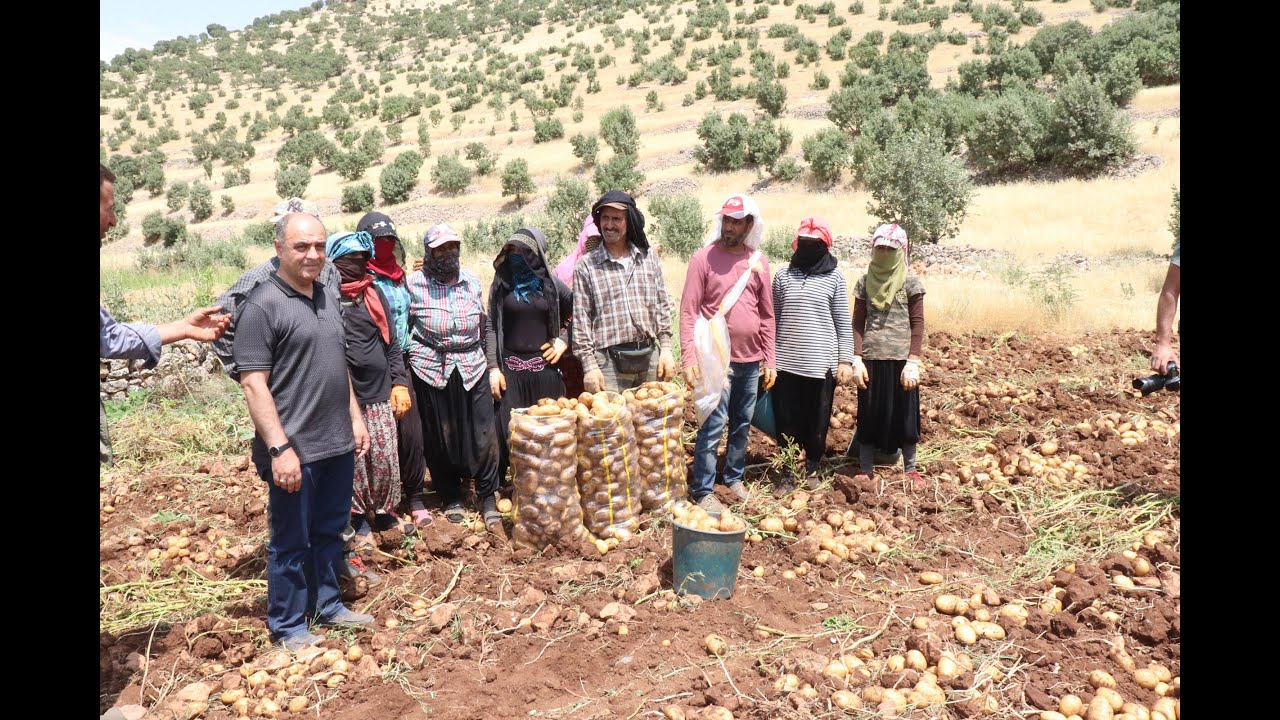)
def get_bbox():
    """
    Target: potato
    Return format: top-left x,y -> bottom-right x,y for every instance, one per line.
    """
1059,695 -> 1084,716
954,624 -> 978,645
662,706 -> 686,720
774,674 -> 801,693
758,517 -> 785,533
1000,603 -> 1029,626
702,706 -> 734,720
831,689 -> 861,712
1090,670 -> 1118,690
1151,699 -> 1175,720
511,409 -> 588,550
971,621 -> 1005,640
919,571 -> 944,585
1042,712 -> 1069,720
1133,668 -> 1158,690
906,648 -> 926,671
1097,688 -> 1124,712
1121,704 -> 1150,720
936,656 -> 959,678
934,594 -> 962,615
704,634 -> 728,657
1085,696 -> 1114,720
